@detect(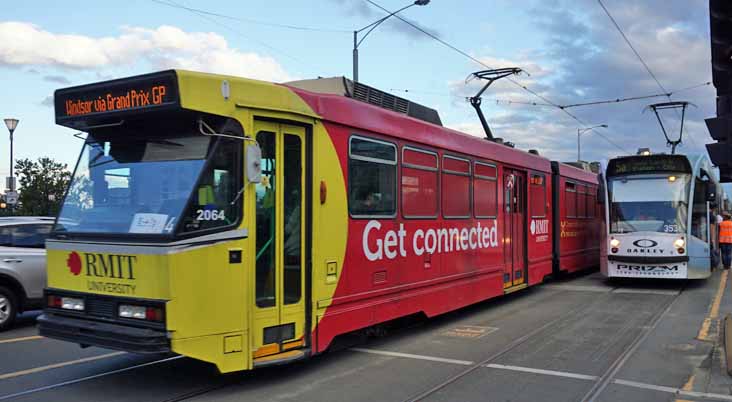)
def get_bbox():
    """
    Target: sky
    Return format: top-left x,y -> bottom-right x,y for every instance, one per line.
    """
0,0 -> 719,183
